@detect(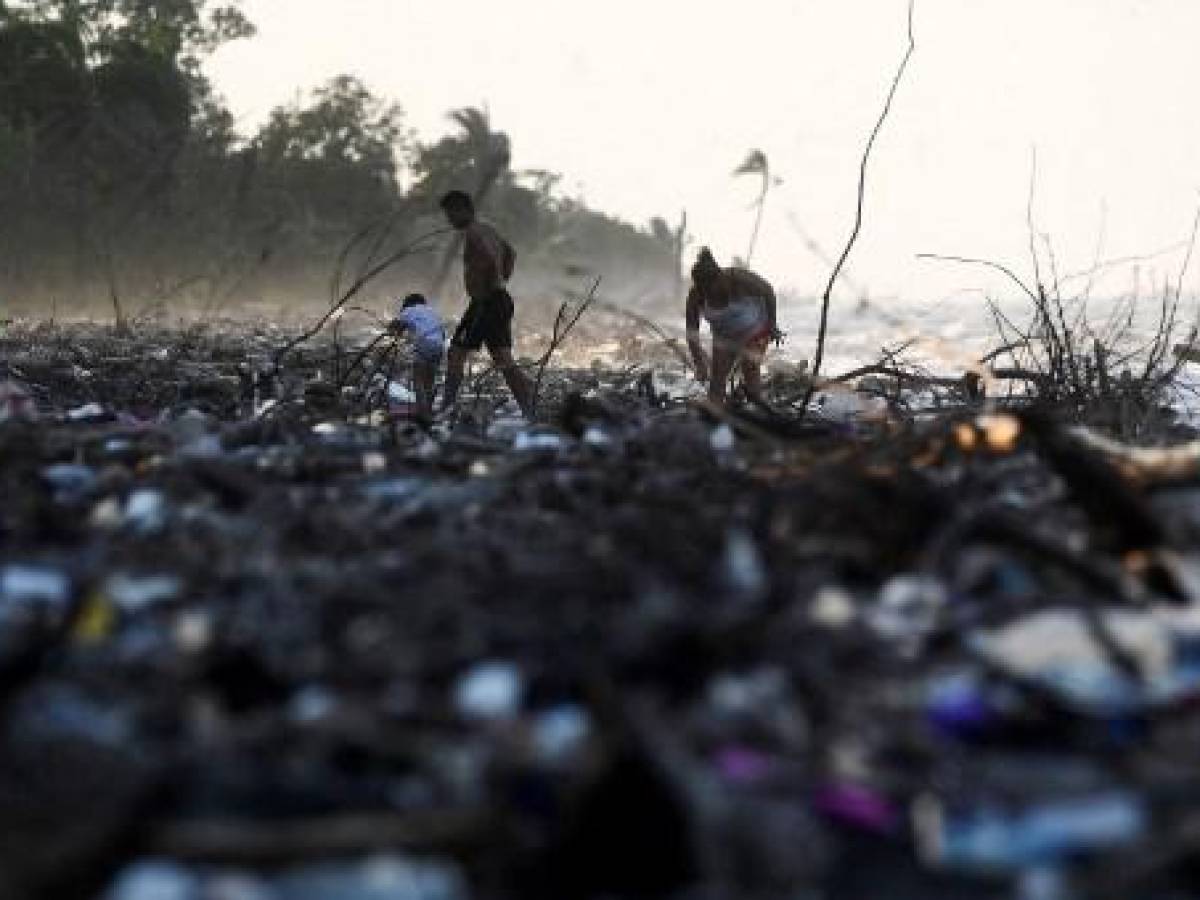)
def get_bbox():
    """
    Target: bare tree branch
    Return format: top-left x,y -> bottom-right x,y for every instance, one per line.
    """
274,226 -> 450,369
799,0 -> 917,415
916,254 -> 1039,302
531,276 -> 601,416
